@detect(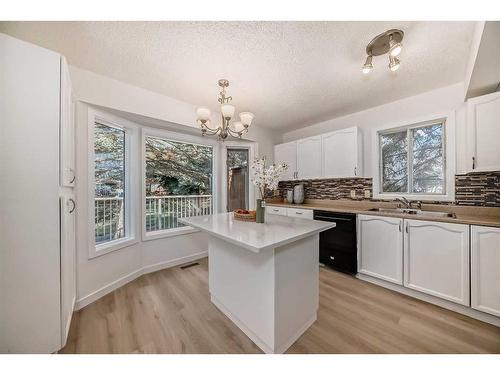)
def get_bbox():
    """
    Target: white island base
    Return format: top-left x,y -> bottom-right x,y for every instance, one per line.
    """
209,234 -> 319,354
179,213 -> 334,354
